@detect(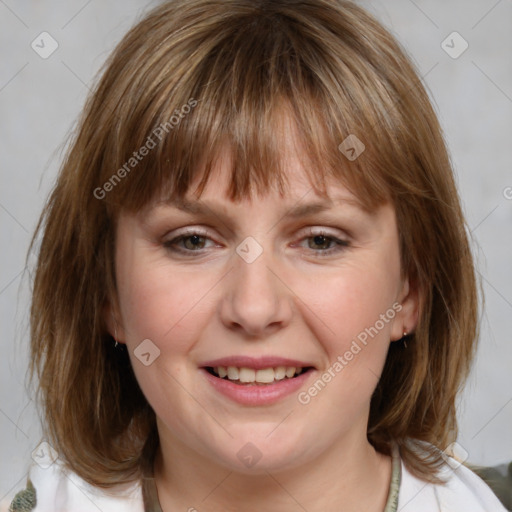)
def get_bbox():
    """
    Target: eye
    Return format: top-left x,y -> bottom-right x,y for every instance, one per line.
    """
297,229 -> 350,256
163,229 -> 216,254
162,228 -> 350,257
